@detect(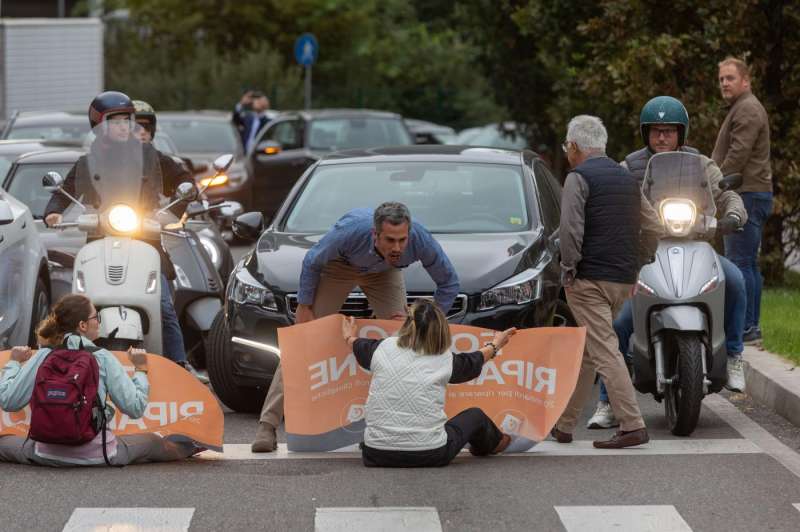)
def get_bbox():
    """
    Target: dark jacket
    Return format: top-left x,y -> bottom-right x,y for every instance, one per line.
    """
711,90 -> 772,193
559,155 -> 663,286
